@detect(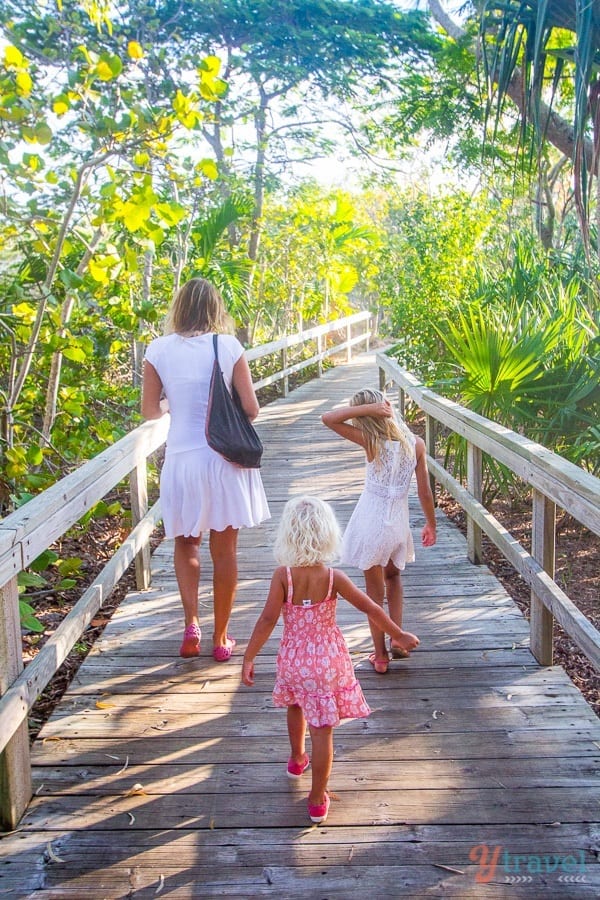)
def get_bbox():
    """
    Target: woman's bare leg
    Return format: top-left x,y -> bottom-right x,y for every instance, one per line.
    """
174,535 -> 202,627
209,526 -> 238,648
